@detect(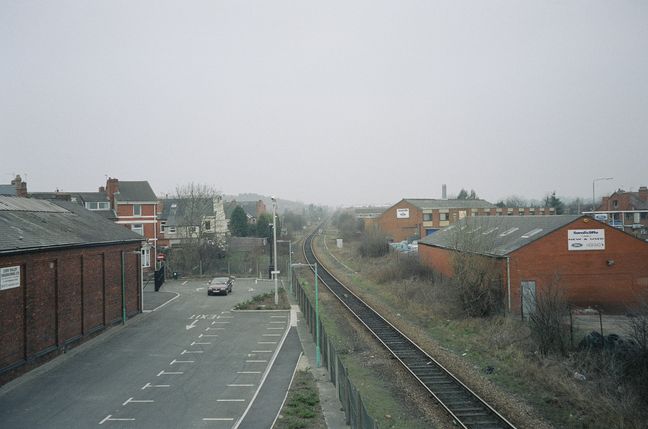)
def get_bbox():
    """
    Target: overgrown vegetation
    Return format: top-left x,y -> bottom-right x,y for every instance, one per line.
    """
274,370 -> 325,429
528,278 -> 570,356
358,229 -> 389,257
